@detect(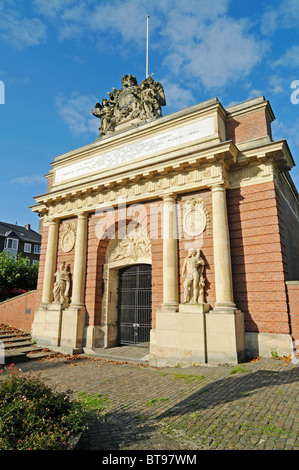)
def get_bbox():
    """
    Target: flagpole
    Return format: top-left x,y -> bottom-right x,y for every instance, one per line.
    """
146,15 -> 149,78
